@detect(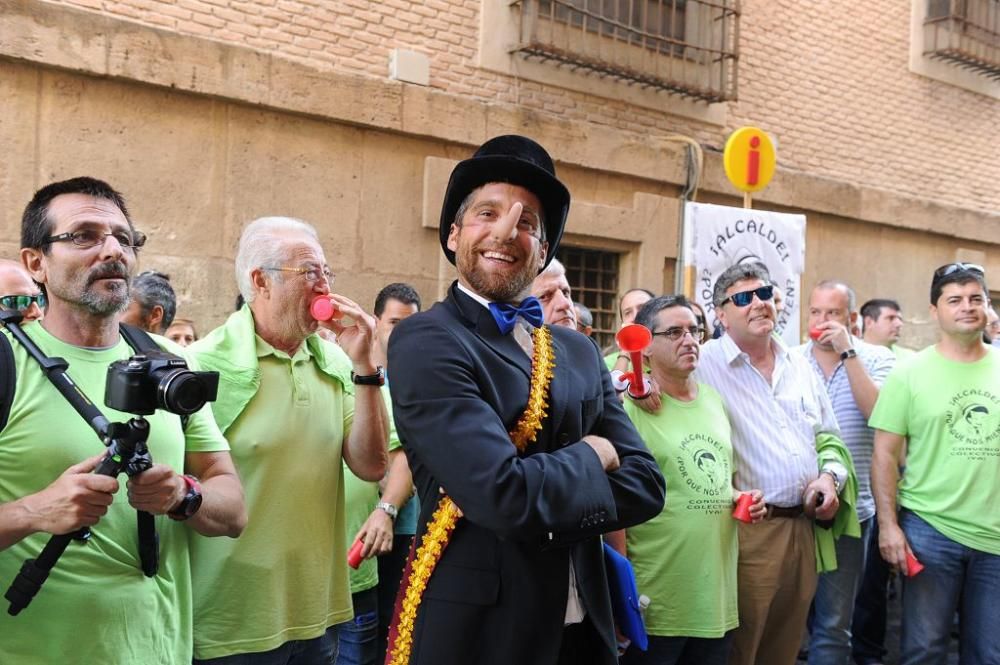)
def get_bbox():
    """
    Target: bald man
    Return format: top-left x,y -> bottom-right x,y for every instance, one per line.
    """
0,259 -> 45,321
